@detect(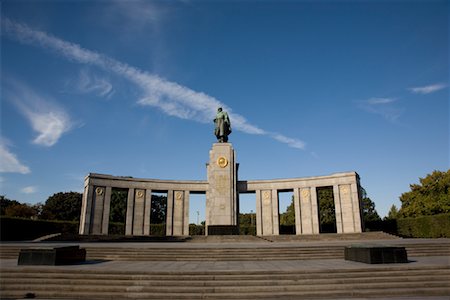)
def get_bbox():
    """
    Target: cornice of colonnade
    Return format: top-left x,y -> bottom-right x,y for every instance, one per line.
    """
237,171 -> 360,192
84,171 -> 360,193
84,173 -> 209,192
